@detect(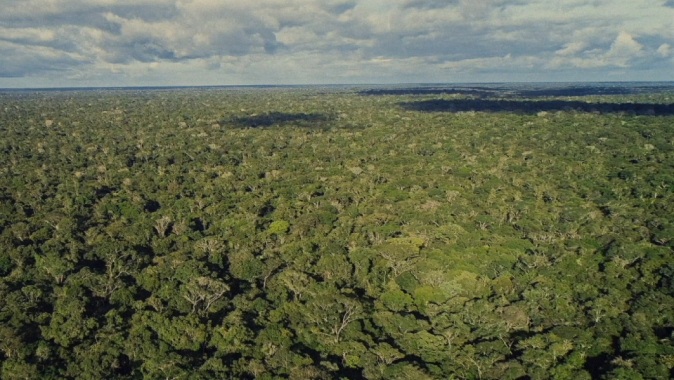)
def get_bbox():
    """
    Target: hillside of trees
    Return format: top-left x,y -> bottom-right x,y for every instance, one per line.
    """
1,86 -> 674,379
